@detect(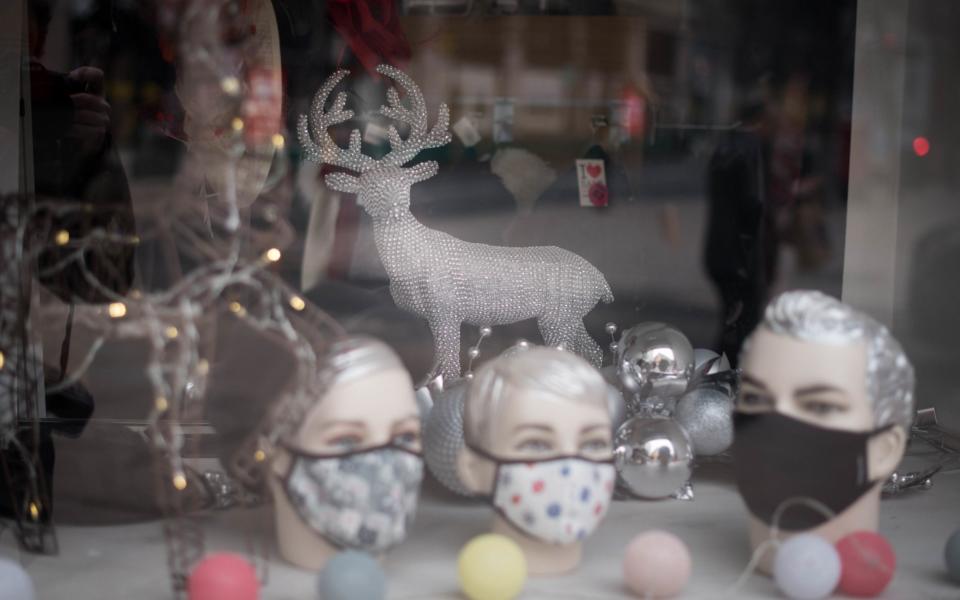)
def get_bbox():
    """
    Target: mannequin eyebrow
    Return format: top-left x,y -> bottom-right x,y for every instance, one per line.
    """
580,424 -> 608,435
512,424 -> 553,434
313,420 -> 366,432
795,384 -> 846,397
391,414 -> 421,428
741,373 -> 771,391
